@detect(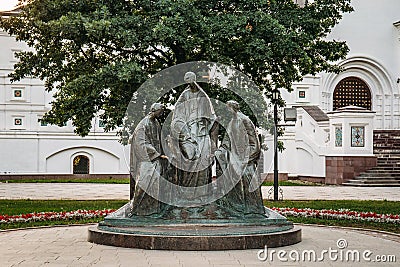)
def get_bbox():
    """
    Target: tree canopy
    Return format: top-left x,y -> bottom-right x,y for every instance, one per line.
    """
0,0 -> 353,136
